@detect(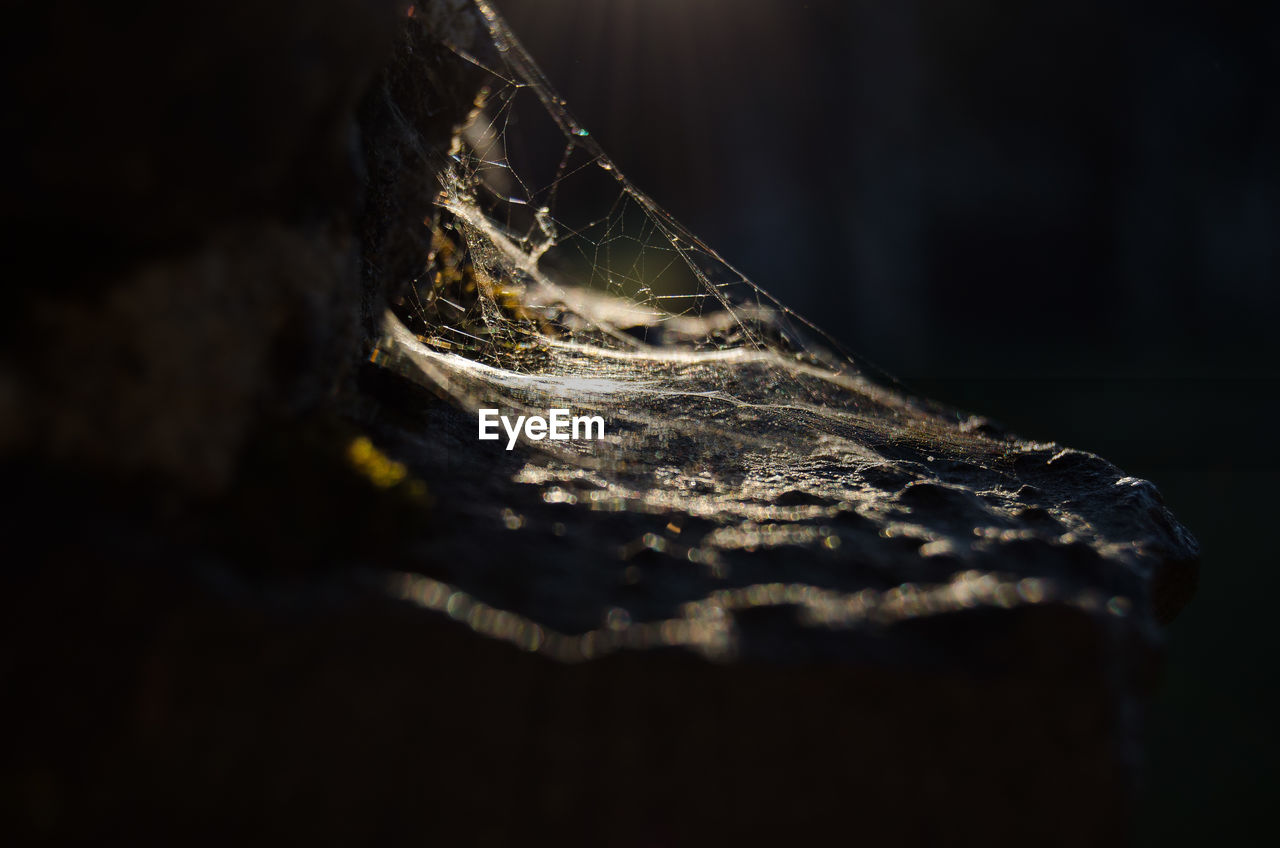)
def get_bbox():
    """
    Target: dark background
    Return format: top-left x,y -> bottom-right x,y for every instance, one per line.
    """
494,0 -> 1278,842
